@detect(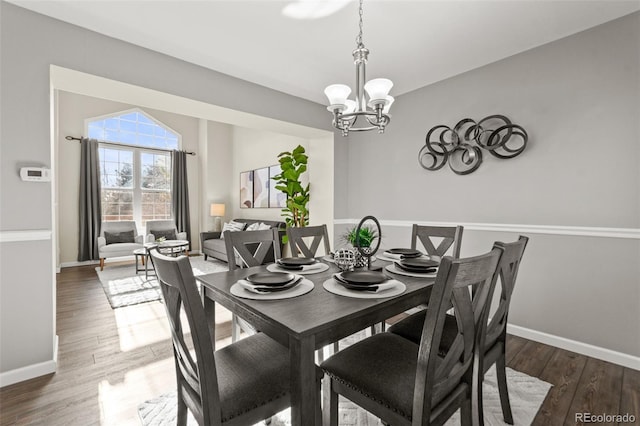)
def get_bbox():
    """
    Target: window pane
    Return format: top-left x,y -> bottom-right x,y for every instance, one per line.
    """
92,111 -> 177,225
